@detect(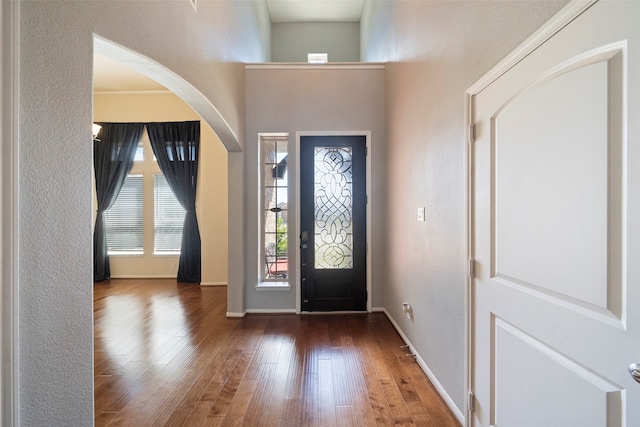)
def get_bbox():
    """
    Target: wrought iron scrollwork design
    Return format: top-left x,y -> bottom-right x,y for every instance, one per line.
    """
313,147 -> 353,269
